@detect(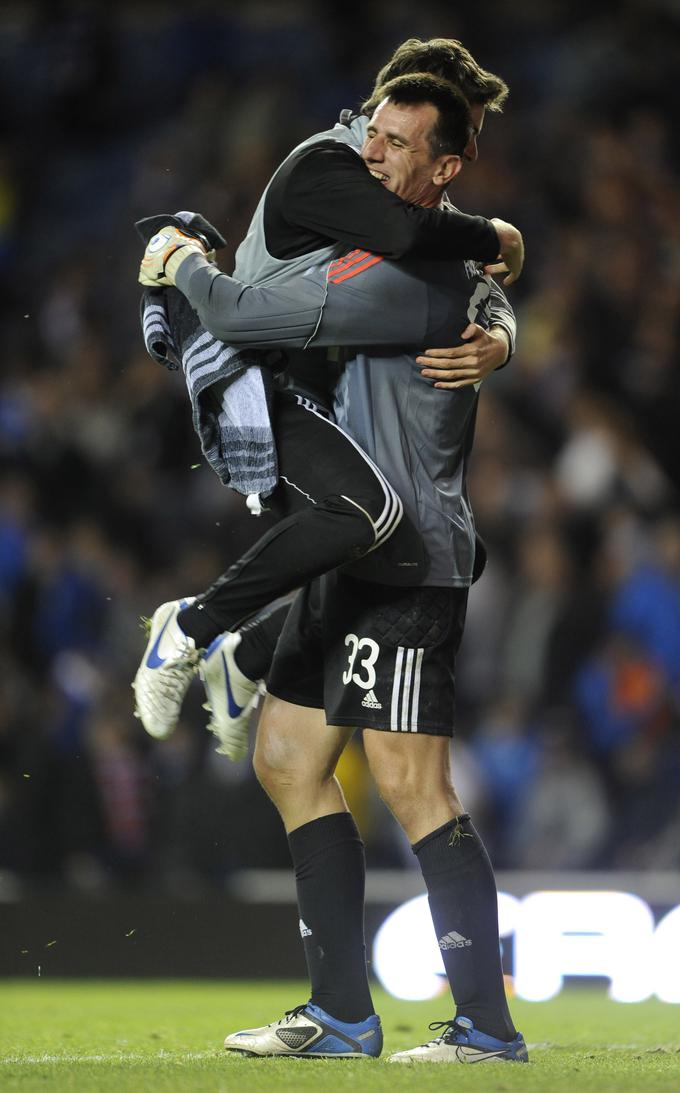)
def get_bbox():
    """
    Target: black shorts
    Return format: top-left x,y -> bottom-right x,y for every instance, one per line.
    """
267,571 -> 468,735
